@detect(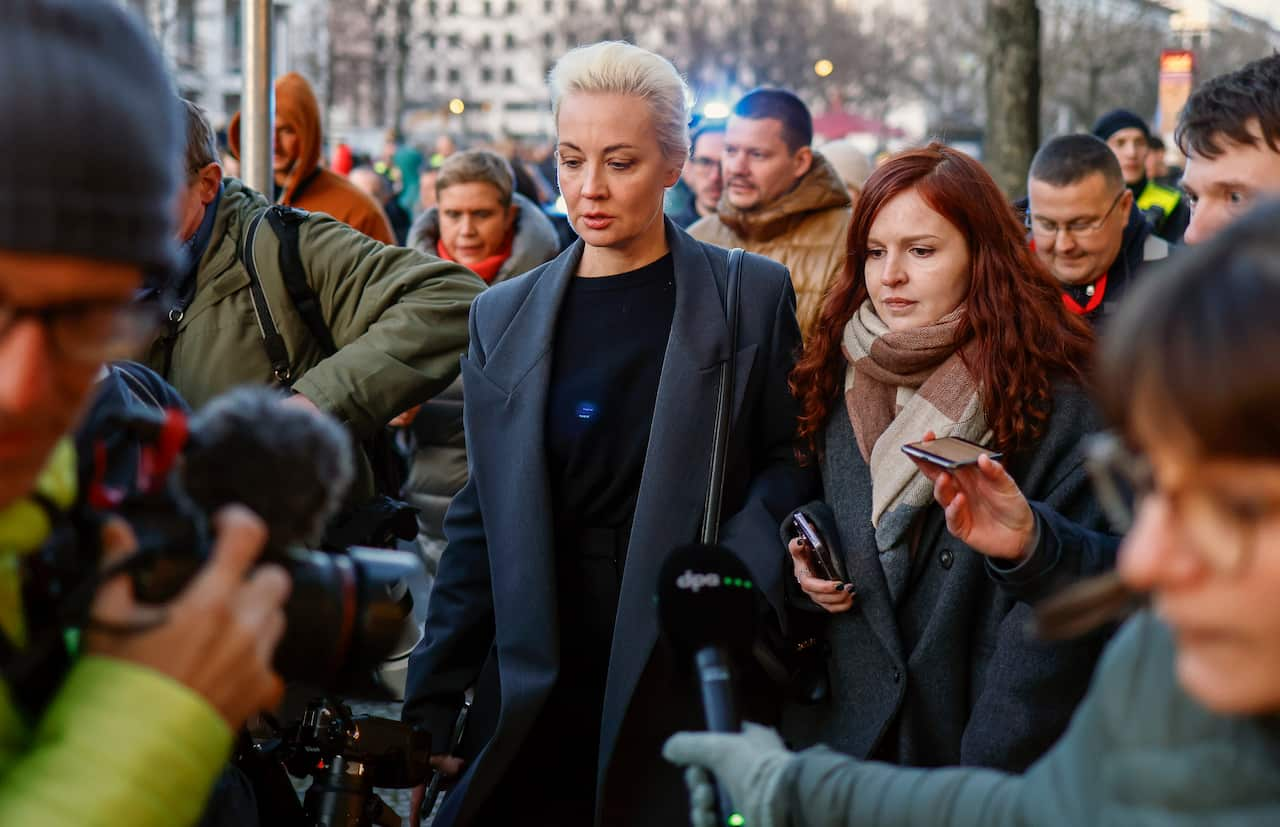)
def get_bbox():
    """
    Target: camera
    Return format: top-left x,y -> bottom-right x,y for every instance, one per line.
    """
241,698 -> 430,827
52,386 -> 424,699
